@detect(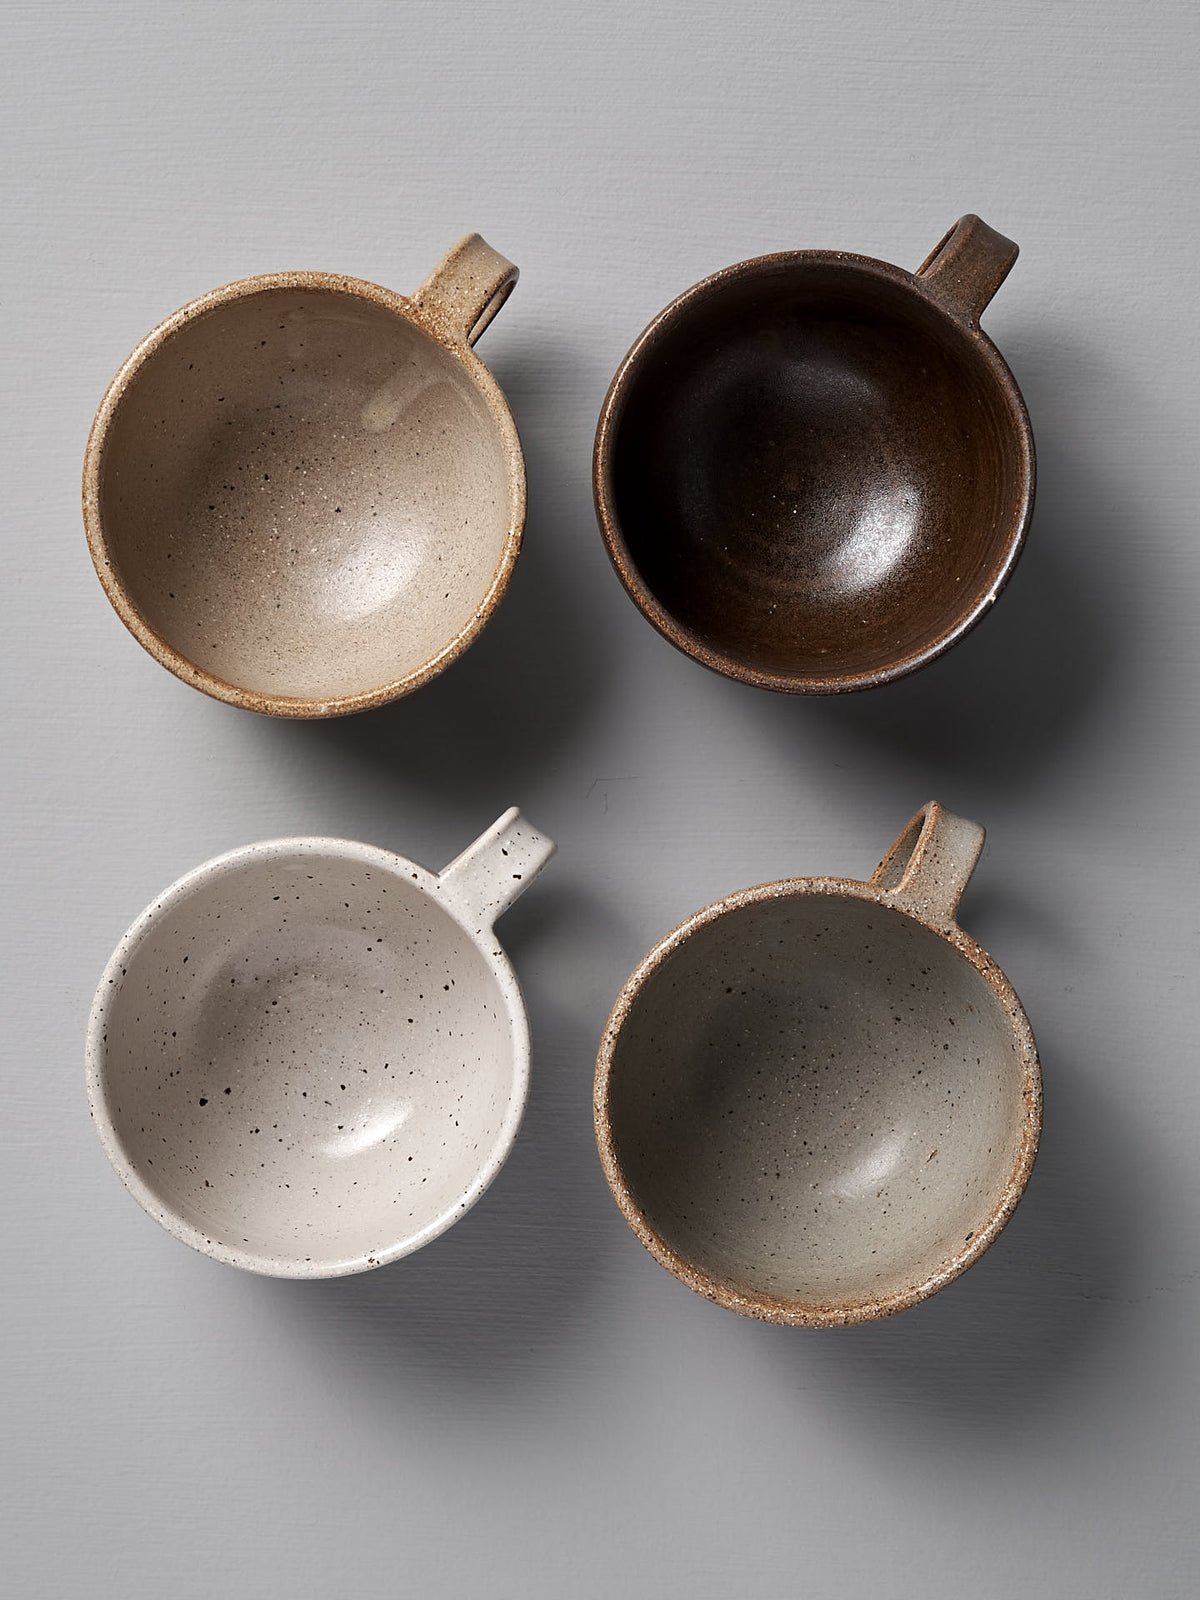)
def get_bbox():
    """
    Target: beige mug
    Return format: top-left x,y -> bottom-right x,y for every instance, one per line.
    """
595,803 -> 1042,1325
84,235 -> 525,717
